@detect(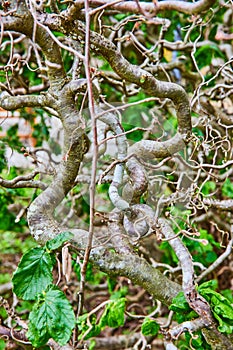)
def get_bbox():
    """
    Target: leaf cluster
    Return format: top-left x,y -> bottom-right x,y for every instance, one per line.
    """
12,232 -> 75,347
77,297 -> 126,341
170,280 -> 233,335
